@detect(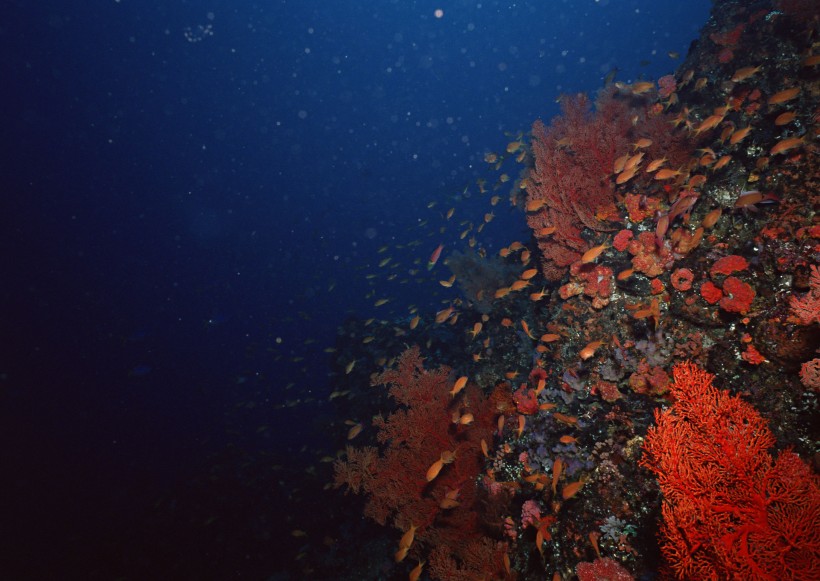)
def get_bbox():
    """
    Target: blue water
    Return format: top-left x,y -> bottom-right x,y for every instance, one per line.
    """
1,0 -> 710,577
